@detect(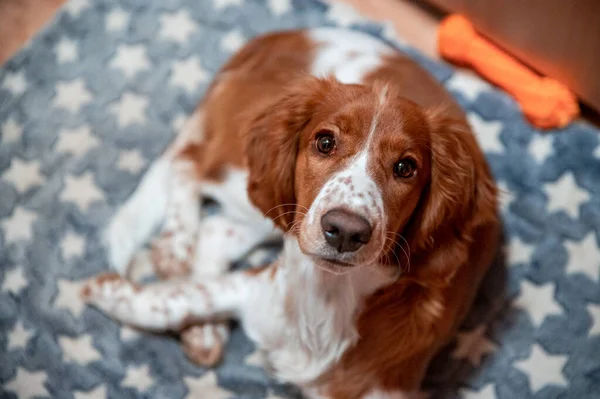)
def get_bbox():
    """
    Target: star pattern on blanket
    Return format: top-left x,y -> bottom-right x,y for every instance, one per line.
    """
5,368 -> 48,399
514,280 -> 564,328
54,78 -> 93,112
105,8 -> 130,32
7,321 -> 33,350
109,92 -> 149,128
55,37 -> 79,63
1,1 -> 599,398
122,364 -> 154,392
170,57 -> 209,93
2,207 -> 38,244
221,30 -> 246,53
55,125 -> 100,157
59,335 -> 102,364
515,344 -> 568,393
184,372 -> 232,399
544,172 -> 590,219
1,117 -> 24,144
110,44 -> 151,78
60,172 -> 104,212
2,158 -> 44,193
2,267 -> 28,294
159,10 -> 198,43
1,71 -> 27,95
